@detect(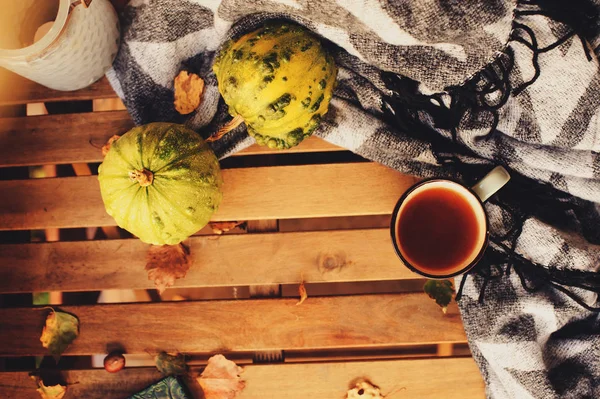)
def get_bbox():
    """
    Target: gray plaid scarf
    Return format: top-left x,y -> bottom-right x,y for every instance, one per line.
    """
107,1 -> 600,397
